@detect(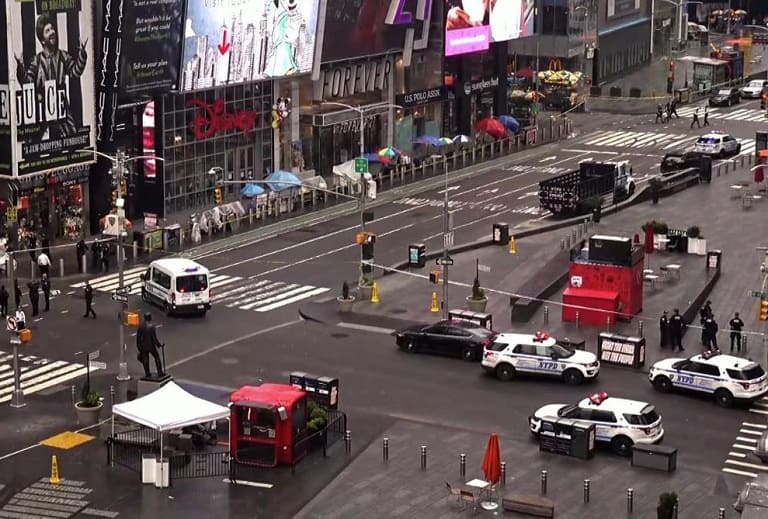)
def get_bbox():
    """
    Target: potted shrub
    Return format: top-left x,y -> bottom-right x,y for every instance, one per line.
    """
358,275 -> 374,301
74,385 -> 103,427
686,226 -> 706,255
337,281 -> 355,313
653,221 -> 668,249
306,401 -> 329,449
466,277 -> 488,312
657,492 -> 678,519
649,177 -> 664,204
